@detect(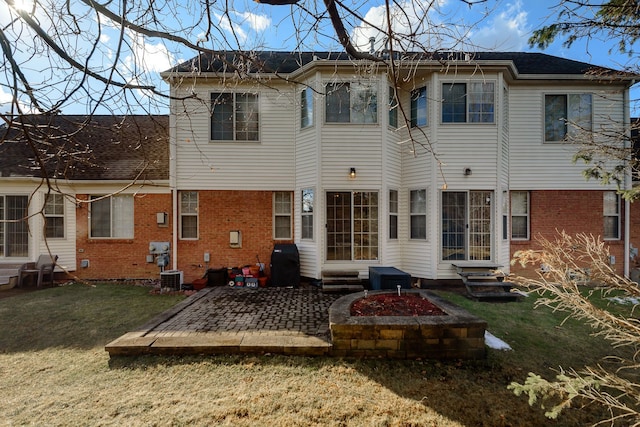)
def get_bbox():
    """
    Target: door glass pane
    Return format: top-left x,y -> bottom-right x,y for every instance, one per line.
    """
469,191 -> 491,260
326,192 -> 351,260
442,192 -> 466,260
6,196 -> 28,257
353,191 -> 378,260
